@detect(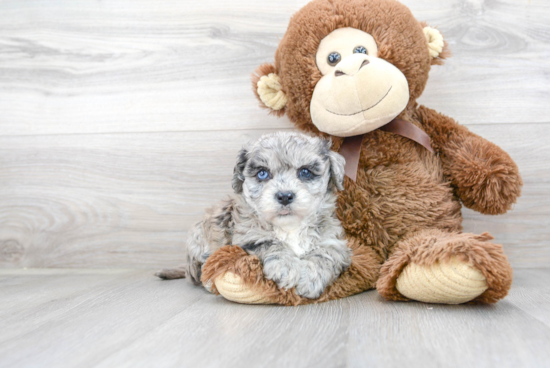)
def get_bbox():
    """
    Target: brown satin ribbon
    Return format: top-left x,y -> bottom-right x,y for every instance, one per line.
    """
340,118 -> 434,181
